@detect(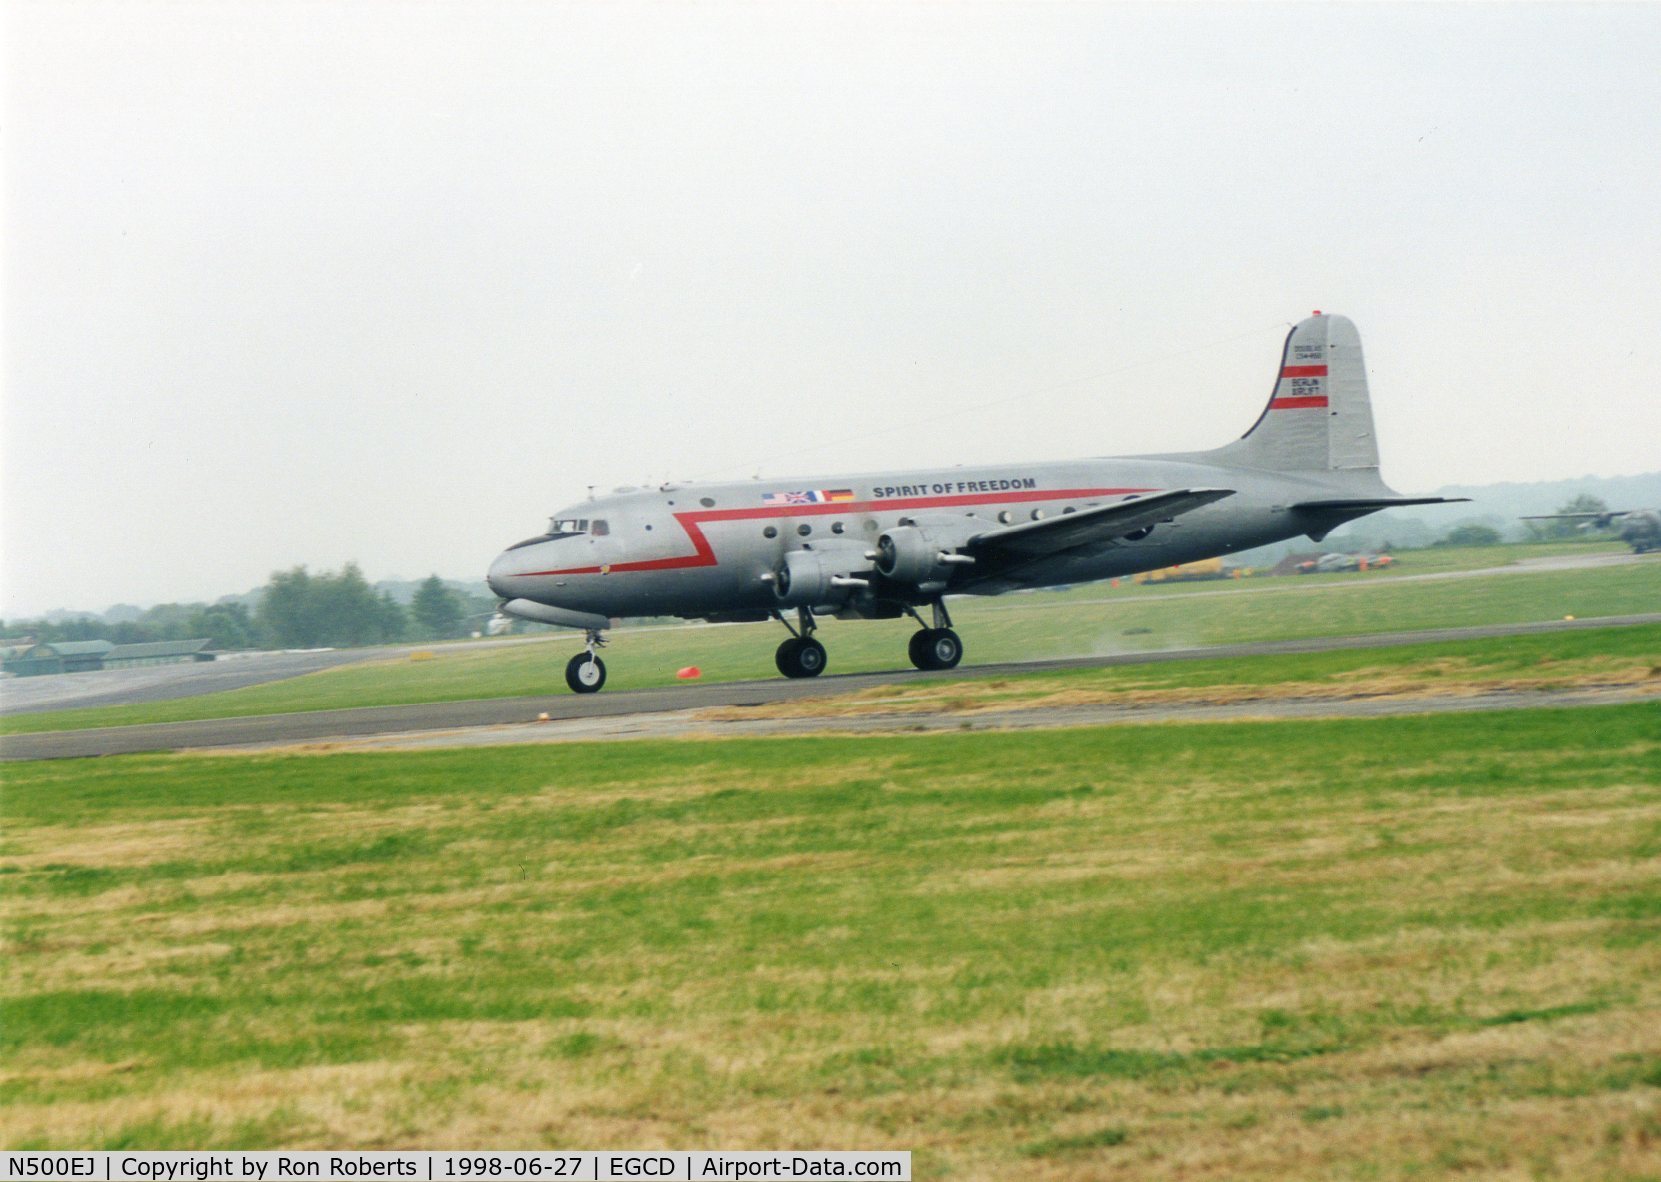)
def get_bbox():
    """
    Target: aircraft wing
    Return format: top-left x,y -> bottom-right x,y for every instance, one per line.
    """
967,487 -> 1235,557
1293,496 -> 1471,511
